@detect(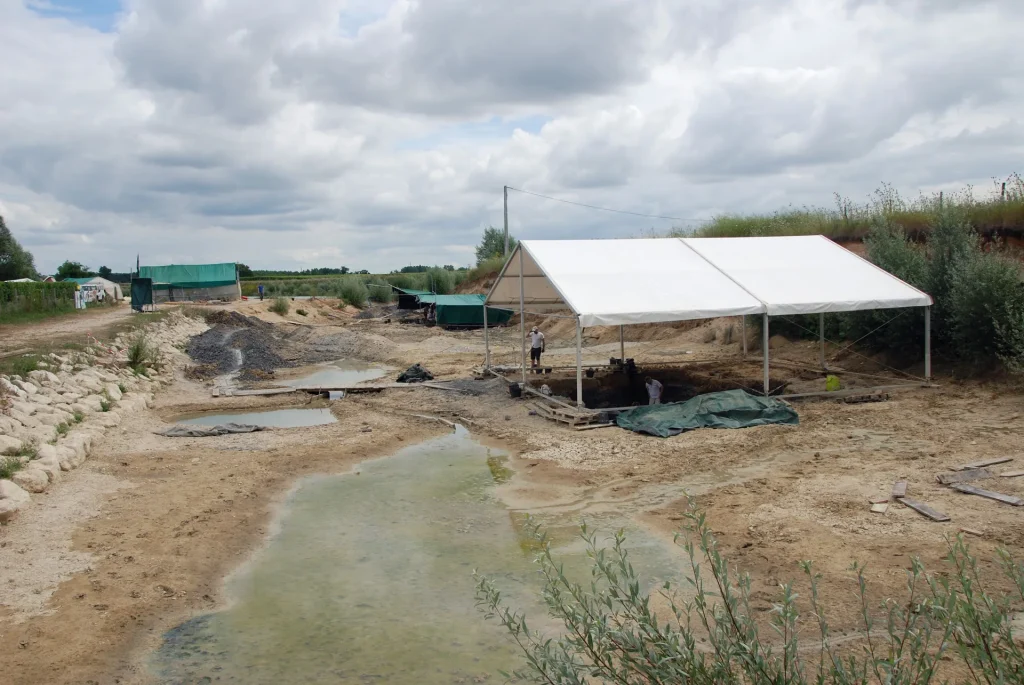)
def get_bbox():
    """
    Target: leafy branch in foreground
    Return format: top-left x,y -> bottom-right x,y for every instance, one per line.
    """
475,505 -> 1024,684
